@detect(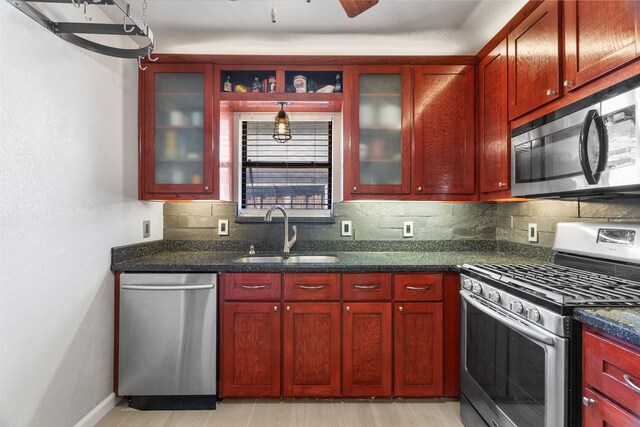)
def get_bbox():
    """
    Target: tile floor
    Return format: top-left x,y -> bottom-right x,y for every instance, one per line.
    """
96,398 -> 465,427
